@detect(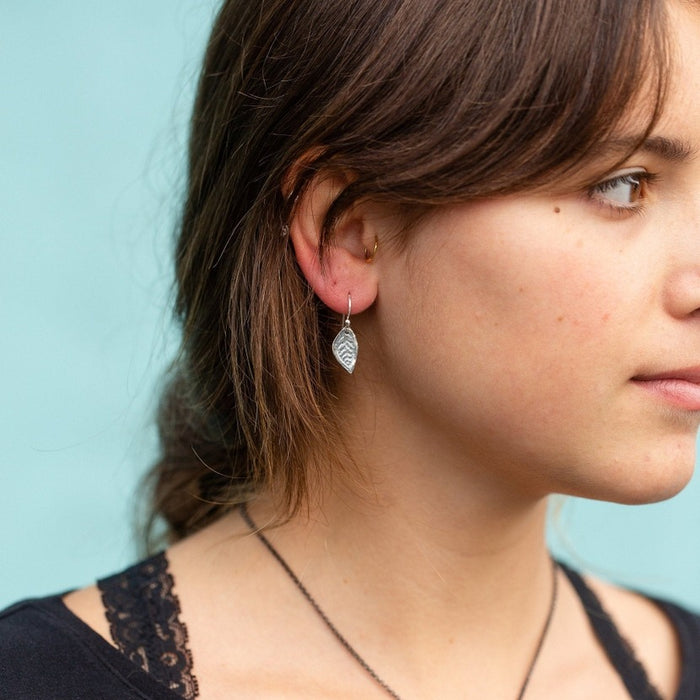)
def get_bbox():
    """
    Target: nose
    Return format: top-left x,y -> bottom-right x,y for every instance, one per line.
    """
665,269 -> 700,318
664,201 -> 700,318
